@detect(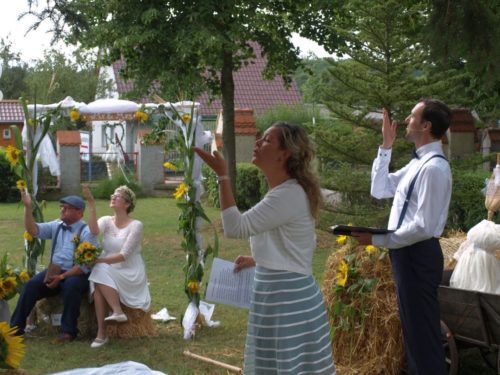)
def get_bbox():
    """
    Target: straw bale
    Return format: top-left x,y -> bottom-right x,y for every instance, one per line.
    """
36,294 -> 97,338
439,230 -> 466,269
322,245 -> 405,375
107,304 -> 157,338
